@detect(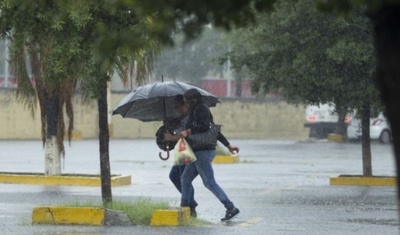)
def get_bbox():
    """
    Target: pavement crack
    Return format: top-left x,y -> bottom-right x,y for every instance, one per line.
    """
46,207 -> 56,223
